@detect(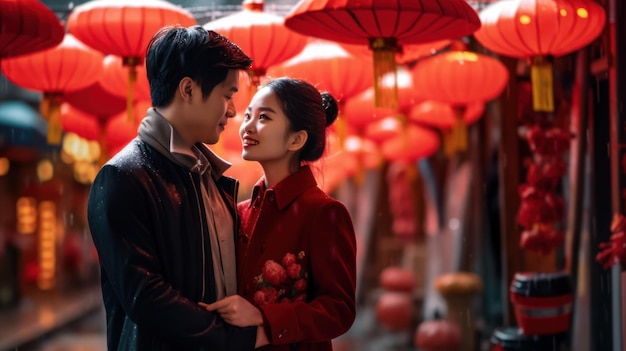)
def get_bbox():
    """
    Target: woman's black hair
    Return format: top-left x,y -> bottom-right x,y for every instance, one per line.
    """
263,77 -> 338,163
